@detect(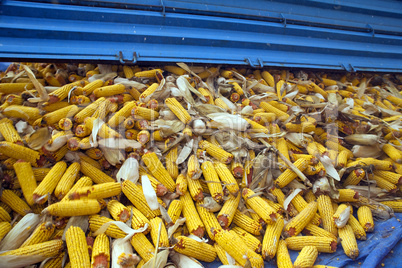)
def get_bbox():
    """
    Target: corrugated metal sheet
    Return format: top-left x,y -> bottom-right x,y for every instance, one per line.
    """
1,0 -> 402,71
